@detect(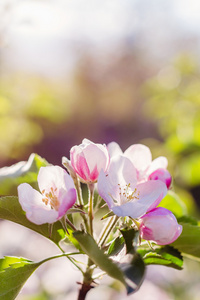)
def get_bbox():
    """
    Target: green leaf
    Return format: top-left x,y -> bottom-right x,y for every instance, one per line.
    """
0,154 -> 49,195
138,245 -> 183,270
158,190 -> 187,218
0,196 -> 65,245
0,256 -> 43,300
0,254 -> 68,300
172,222 -> 200,260
120,228 -> 139,253
73,231 -> 126,285
107,236 -> 124,256
73,231 -> 146,294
